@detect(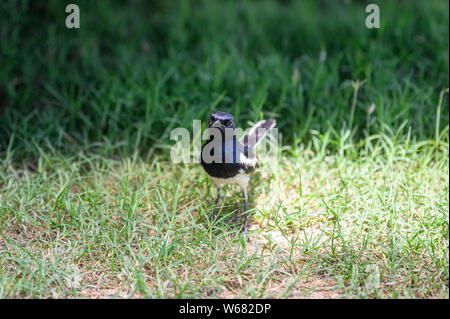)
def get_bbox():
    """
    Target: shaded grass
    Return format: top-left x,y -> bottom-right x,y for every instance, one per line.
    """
0,0 -> 448,159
